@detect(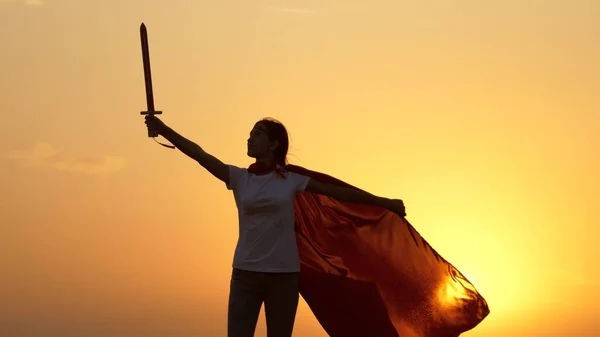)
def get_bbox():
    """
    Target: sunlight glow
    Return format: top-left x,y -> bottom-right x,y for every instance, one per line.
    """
2,1 -> 598,336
